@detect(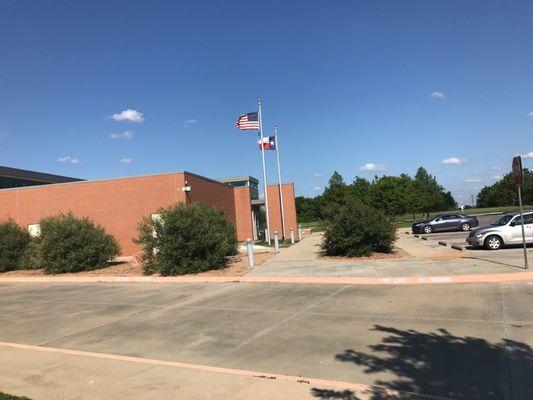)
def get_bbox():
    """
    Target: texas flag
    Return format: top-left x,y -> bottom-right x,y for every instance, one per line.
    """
258,136 -> 276,150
